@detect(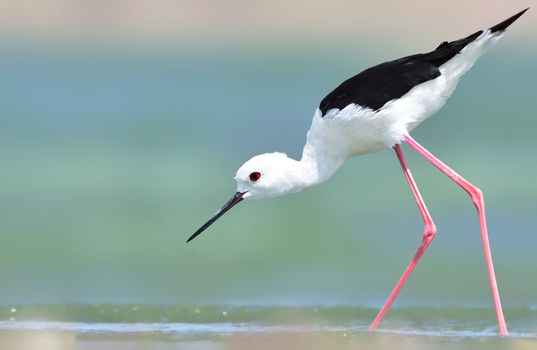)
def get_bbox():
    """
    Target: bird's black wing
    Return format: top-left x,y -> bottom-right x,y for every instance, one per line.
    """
319,59 -> 442,113
318,32 -> 482,114
319,8 -> 528,115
